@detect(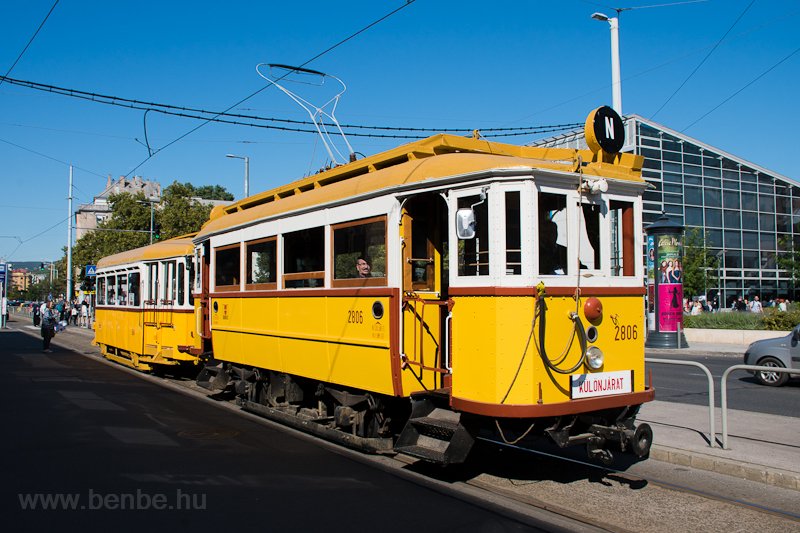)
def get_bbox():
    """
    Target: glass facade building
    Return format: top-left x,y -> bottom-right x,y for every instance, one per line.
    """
534,115 -> 799,306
